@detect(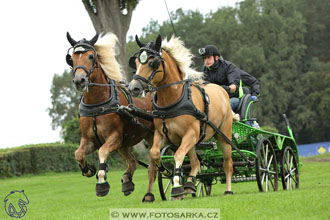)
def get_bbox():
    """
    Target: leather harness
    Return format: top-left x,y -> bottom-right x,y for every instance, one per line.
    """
152,80 -> 210,147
